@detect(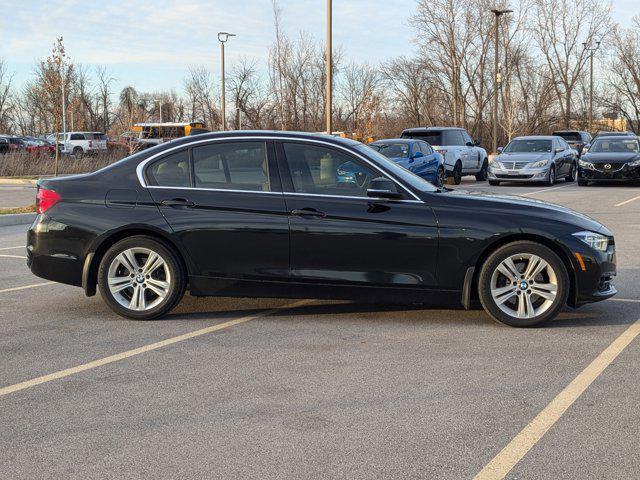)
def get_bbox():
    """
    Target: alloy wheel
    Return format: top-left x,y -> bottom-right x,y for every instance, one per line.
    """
107,247 -> 171,311
490,253 -> 558,319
